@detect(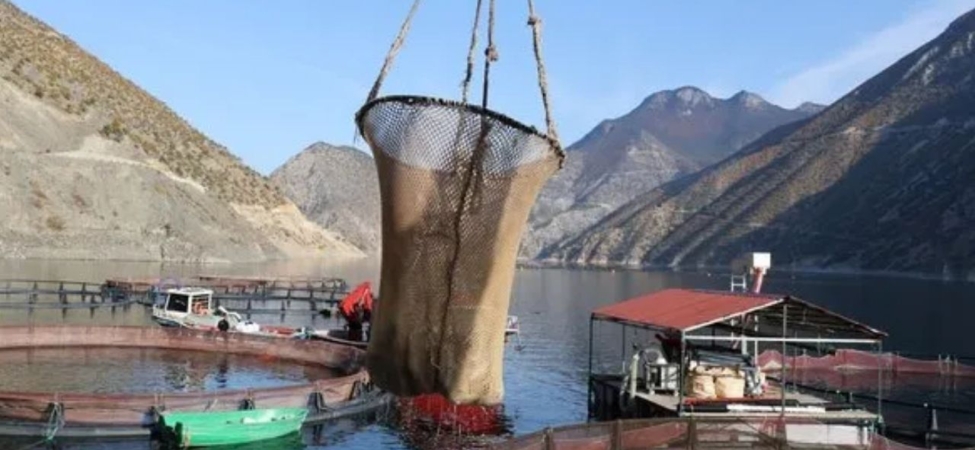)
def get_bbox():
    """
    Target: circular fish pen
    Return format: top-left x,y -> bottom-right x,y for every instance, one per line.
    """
0,326 -> 384,438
